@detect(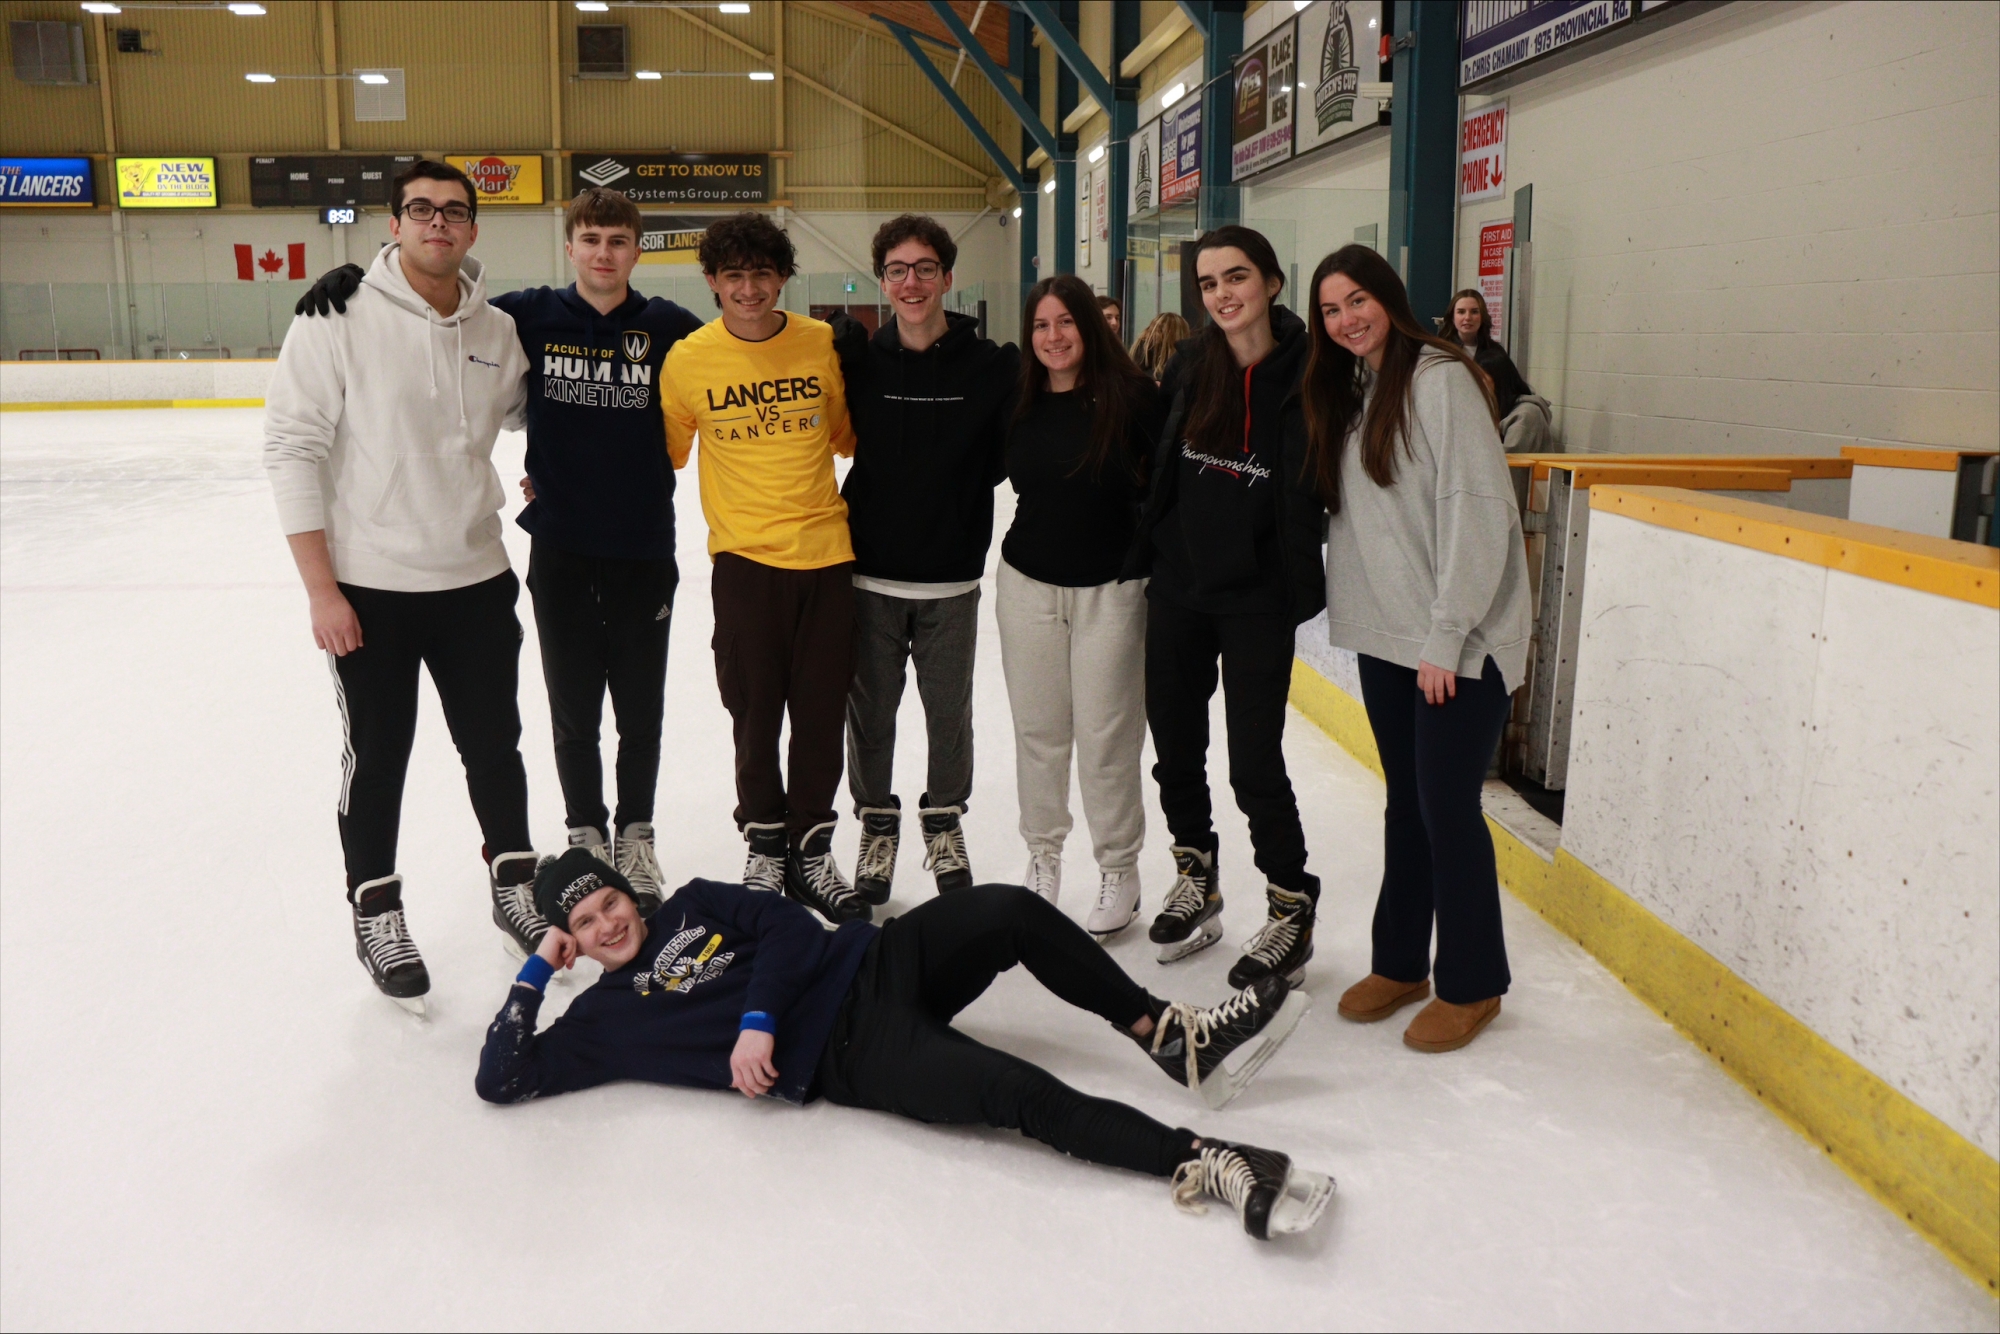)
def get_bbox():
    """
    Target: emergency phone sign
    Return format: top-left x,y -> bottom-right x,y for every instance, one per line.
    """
1460,101 -> 1508,202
